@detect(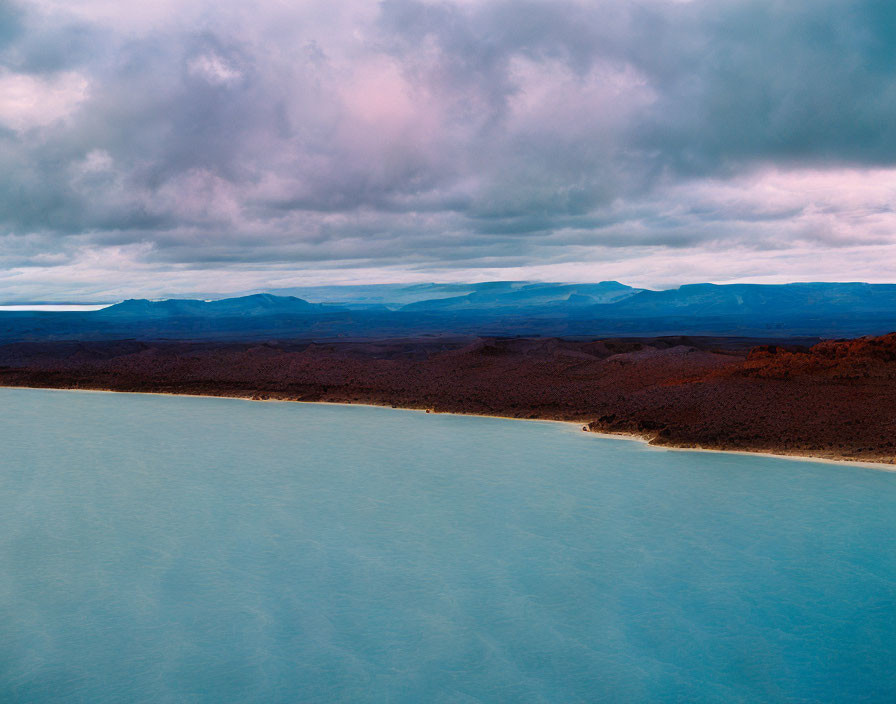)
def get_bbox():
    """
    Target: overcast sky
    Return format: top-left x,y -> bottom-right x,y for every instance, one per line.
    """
1,0 -> 895,300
